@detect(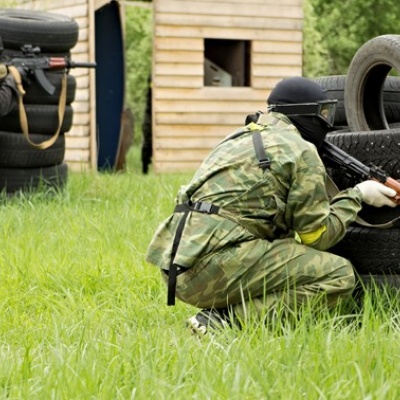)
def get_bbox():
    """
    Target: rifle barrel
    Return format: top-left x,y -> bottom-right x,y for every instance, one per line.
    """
68,61 -> 97,68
